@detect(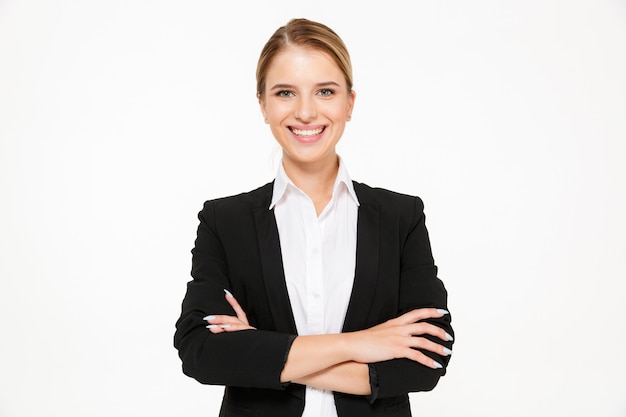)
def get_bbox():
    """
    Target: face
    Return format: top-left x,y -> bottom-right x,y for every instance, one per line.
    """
258,45 -> 355,170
